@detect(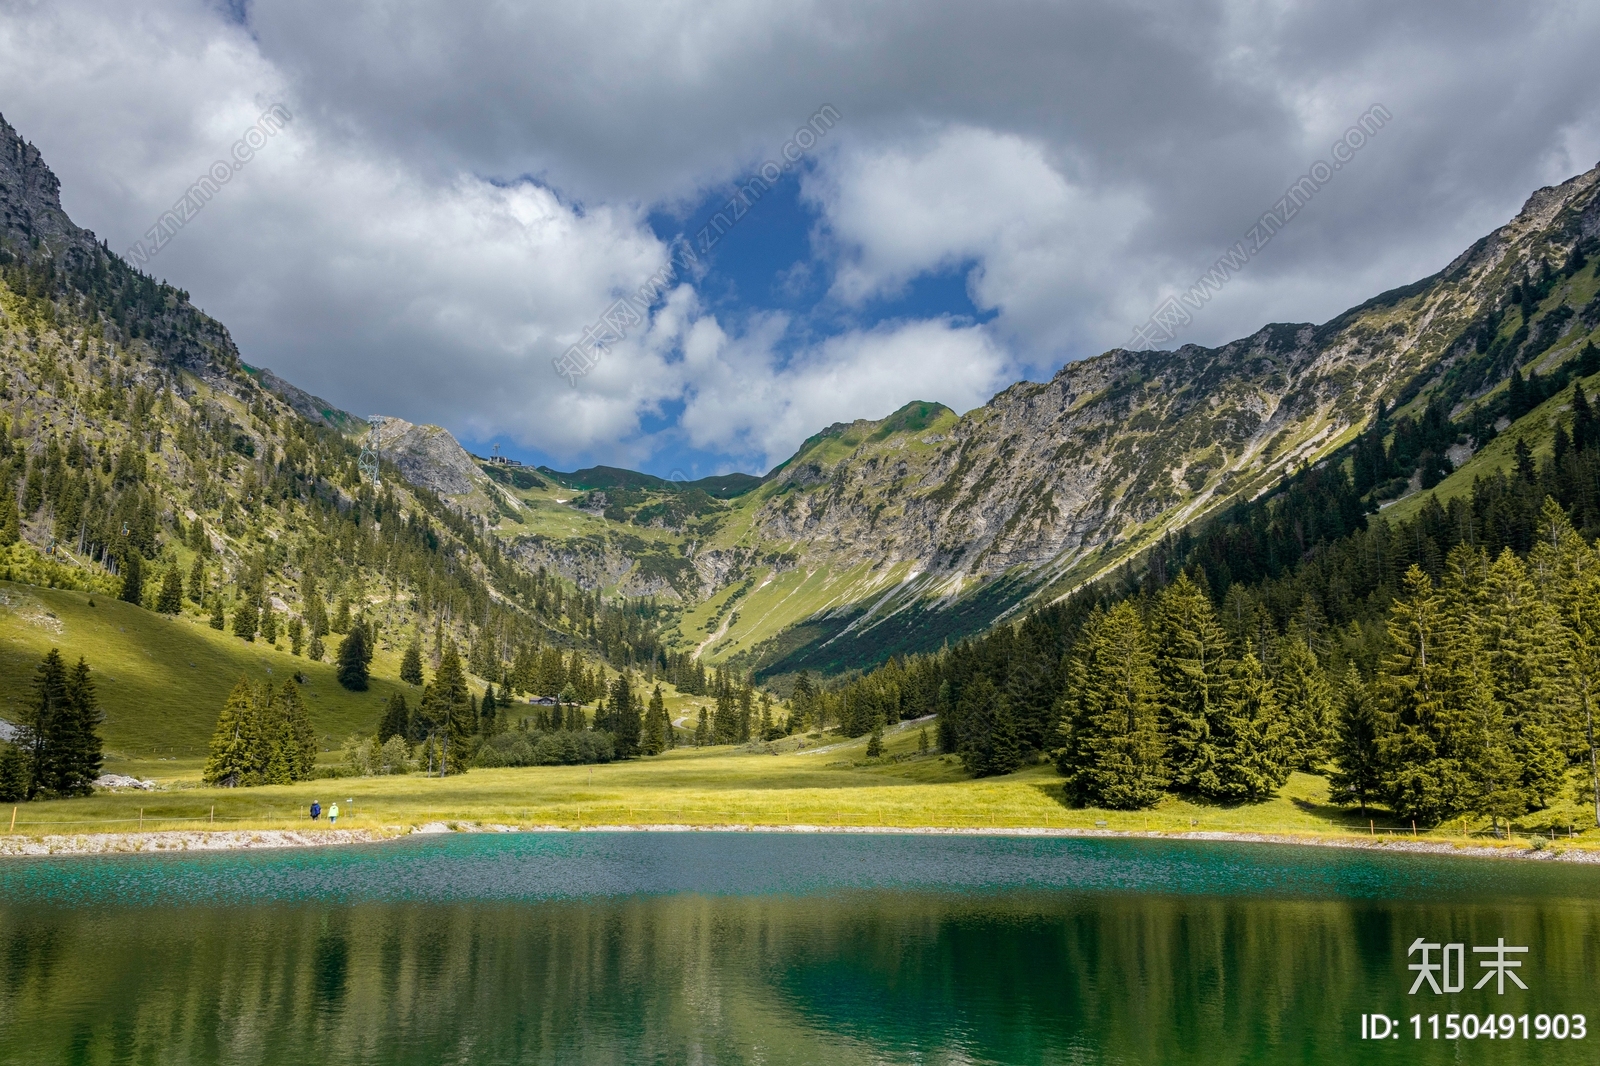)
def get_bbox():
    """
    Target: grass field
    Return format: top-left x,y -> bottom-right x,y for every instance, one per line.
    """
0,581 -> 413,758
5,713 -> 1595,853
4,582 -> 1596,853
